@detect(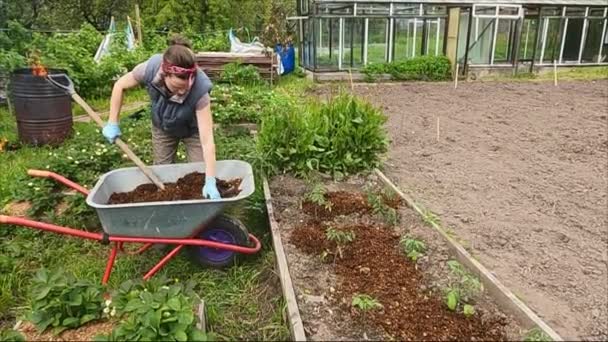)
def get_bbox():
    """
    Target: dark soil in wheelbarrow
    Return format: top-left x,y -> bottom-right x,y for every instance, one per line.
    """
108,172 -> 242,204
